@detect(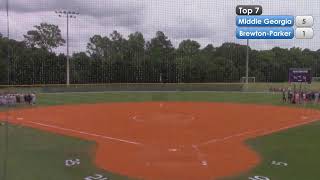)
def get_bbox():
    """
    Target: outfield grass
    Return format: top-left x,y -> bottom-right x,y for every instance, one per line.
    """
37,92 -> 283,106
1,92 -> 320,180
225,121 -> 320,180
1,82 -> 319,93
37,92 -> 320,110
0,124 -> 136,180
